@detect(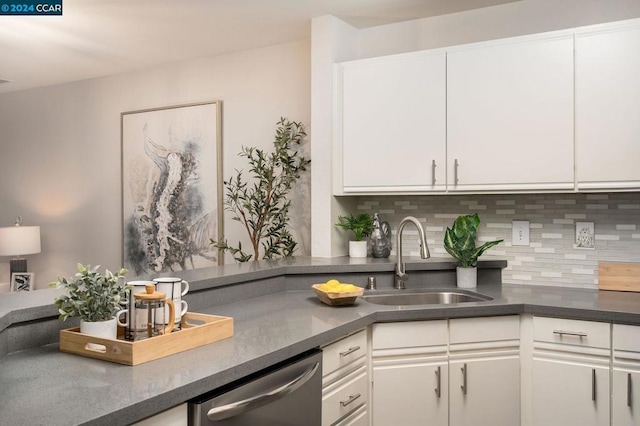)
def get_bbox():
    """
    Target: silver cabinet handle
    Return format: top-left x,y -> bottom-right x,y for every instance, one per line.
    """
340,393 -> 361,407
461,363 -> 467,395
435,366 -> 441,398
339,346 -> 361,357
628,373 -> 633,408
431,159 -> 436,186
553,330 -> 587,338
454,159 -> 459,185
592,369 -> 596,401
207,362 -> 320,421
